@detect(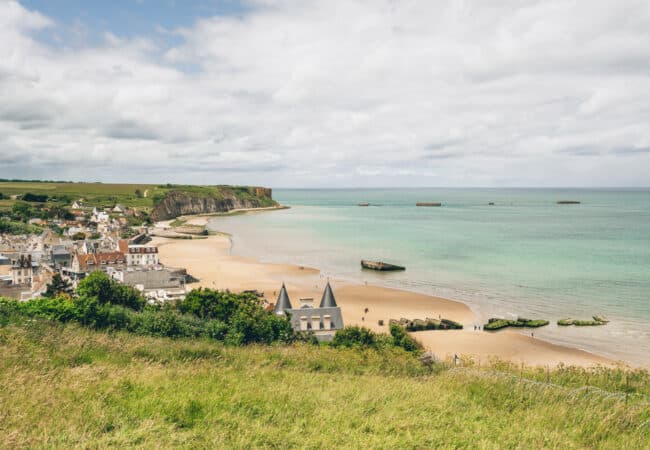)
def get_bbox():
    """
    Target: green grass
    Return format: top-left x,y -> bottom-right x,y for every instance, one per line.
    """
1,319 -> 648,448
0,182 -> 276,219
